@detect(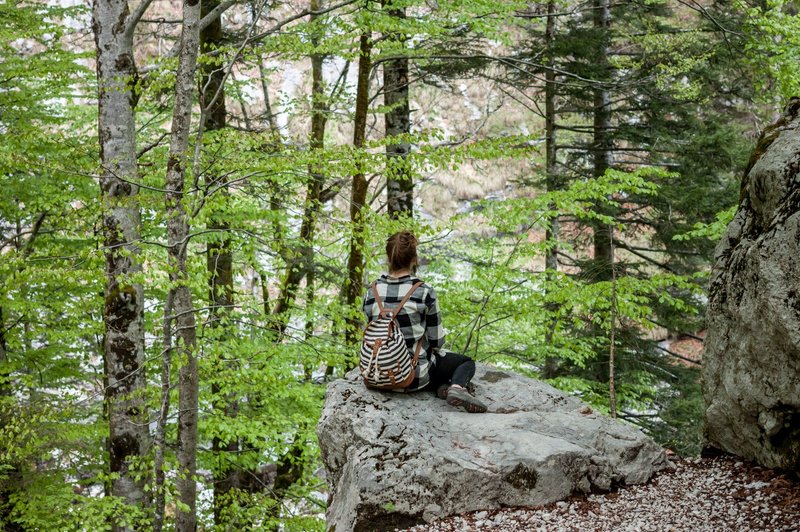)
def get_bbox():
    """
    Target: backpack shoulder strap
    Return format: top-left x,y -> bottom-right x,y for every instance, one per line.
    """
394,281 -> 425,315
370,281 -> 385,316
